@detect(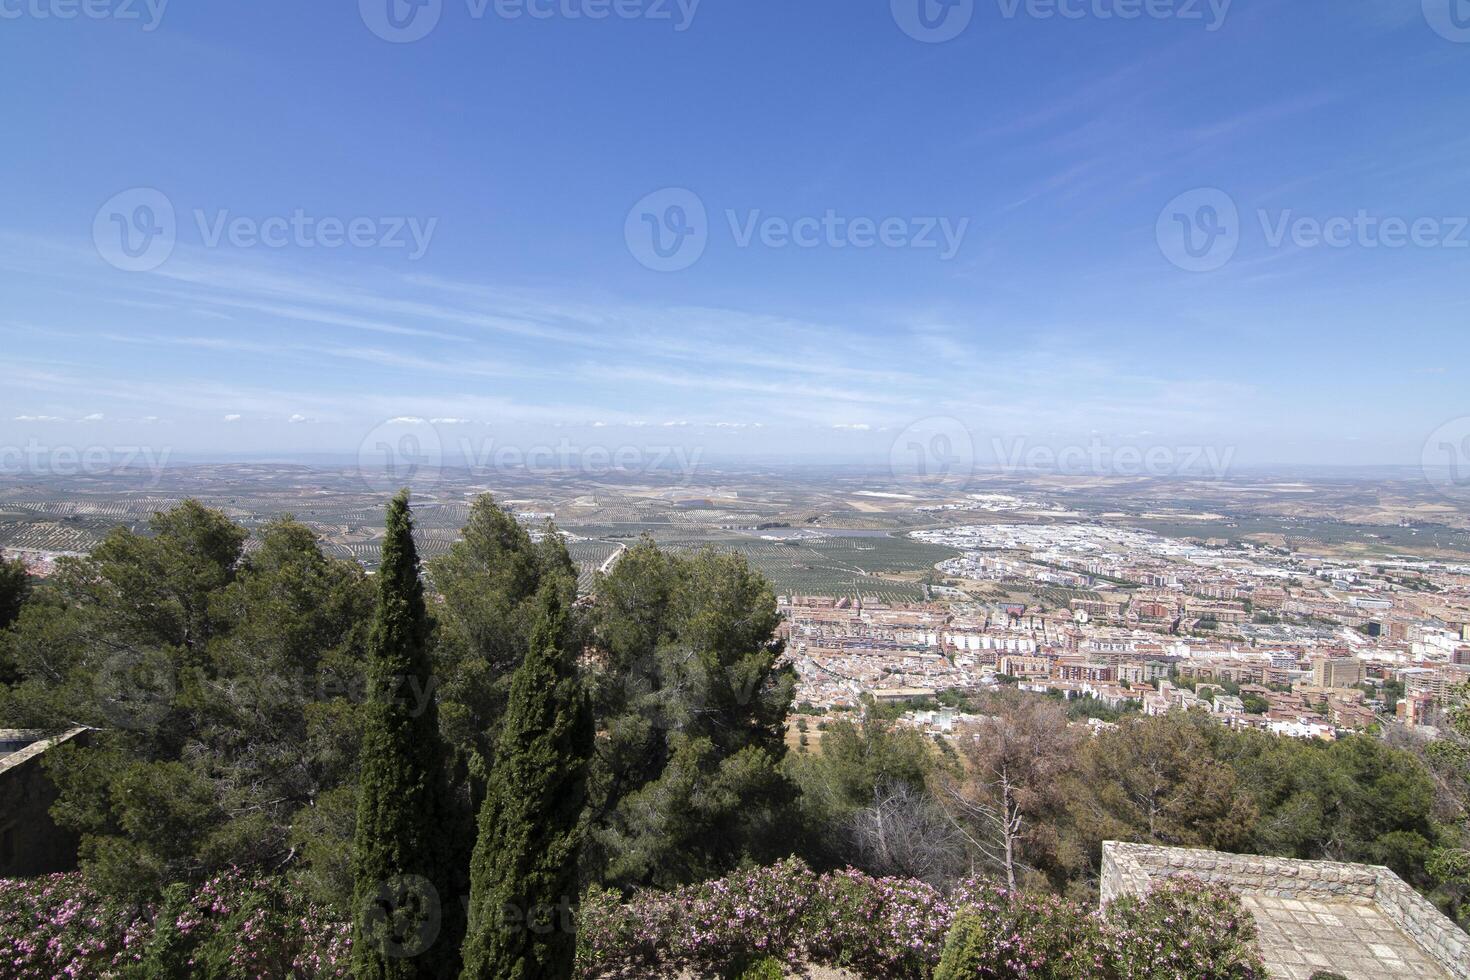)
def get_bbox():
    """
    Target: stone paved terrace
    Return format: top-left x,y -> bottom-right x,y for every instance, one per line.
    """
1244,892 -> 1450,979
1101,842 -> 1469,980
